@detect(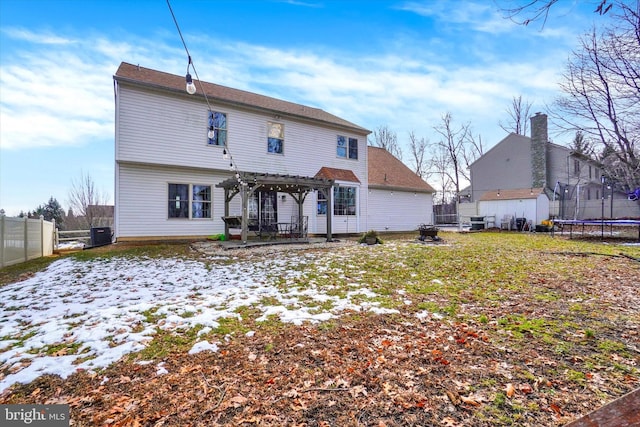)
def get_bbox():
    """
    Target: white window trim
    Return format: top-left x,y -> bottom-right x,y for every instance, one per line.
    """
167,183 -> 213,220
